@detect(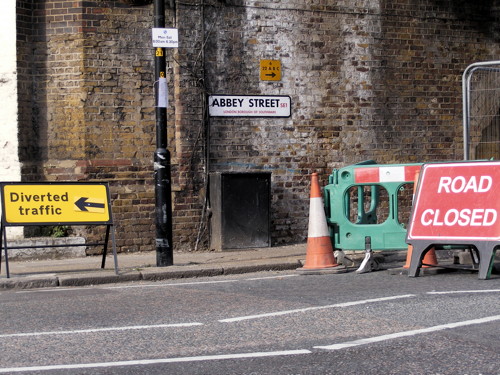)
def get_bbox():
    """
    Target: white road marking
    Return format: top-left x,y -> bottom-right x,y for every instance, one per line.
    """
3,313 -> 499,372
0,322 -> 202,338
219,294 -> 416,323
2,289 -> 499,372
13,274 -> 300,294
0,350 -> 312,373
14,279 -> 242,293
245,274 -> 299,281
314,314 -> 500,350
427,289 -> 500,295
107,274 -> 299,289
105,279 -> 239,289
16,287 -> 91,294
